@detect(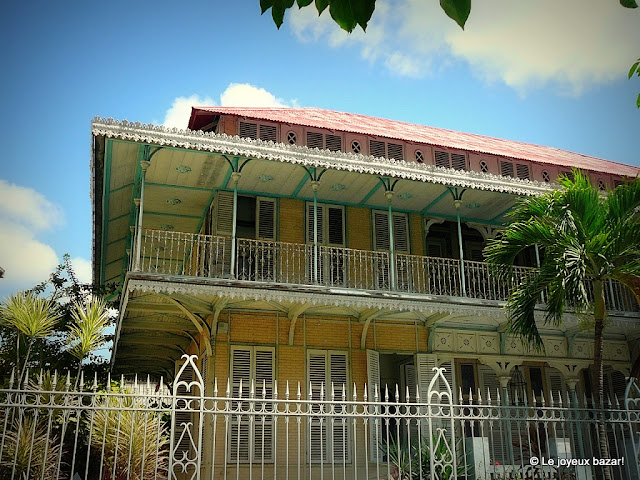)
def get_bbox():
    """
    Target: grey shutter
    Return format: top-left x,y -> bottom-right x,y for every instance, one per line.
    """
307,203 -> 324,244
366,350 -> 382,460
373,211 -> 390,251
229,347 -> 251,462
393,214 -> 409,253
254,349 -> 274,461
478,365 -> 507,465
415,353 -> 438,438
329,352 -> 349,462
308,351 -> 328,462
215,190 -> 234,236
256,197 -> 276,240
